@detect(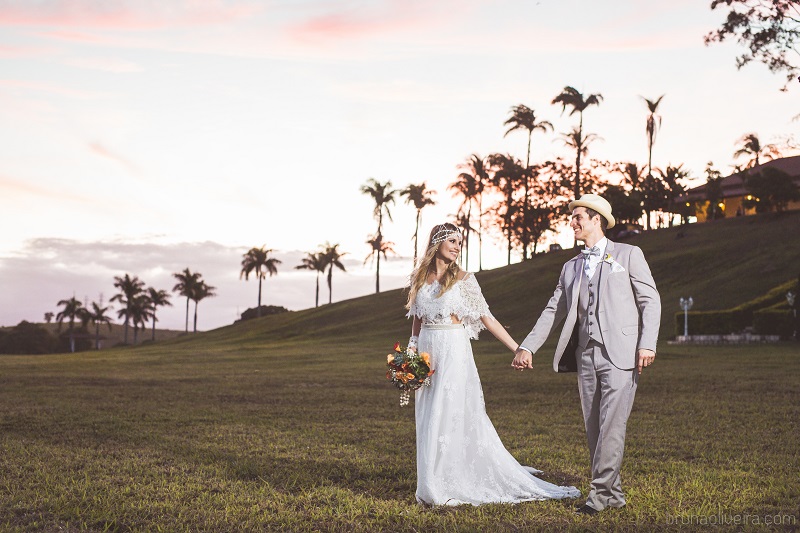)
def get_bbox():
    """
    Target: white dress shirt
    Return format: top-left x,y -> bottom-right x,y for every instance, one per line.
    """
583,237 -> 608,280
